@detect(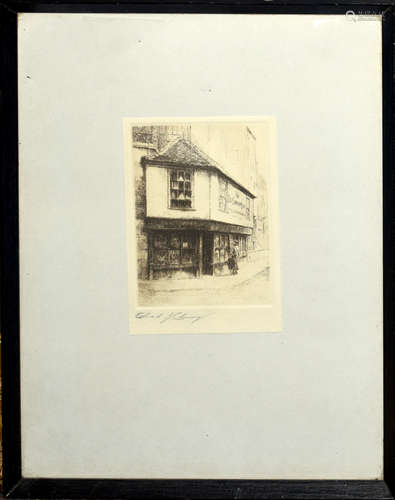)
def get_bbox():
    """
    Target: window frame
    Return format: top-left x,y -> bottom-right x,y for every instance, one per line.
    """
150,231 -> 197,270
168,167 -> 195,210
